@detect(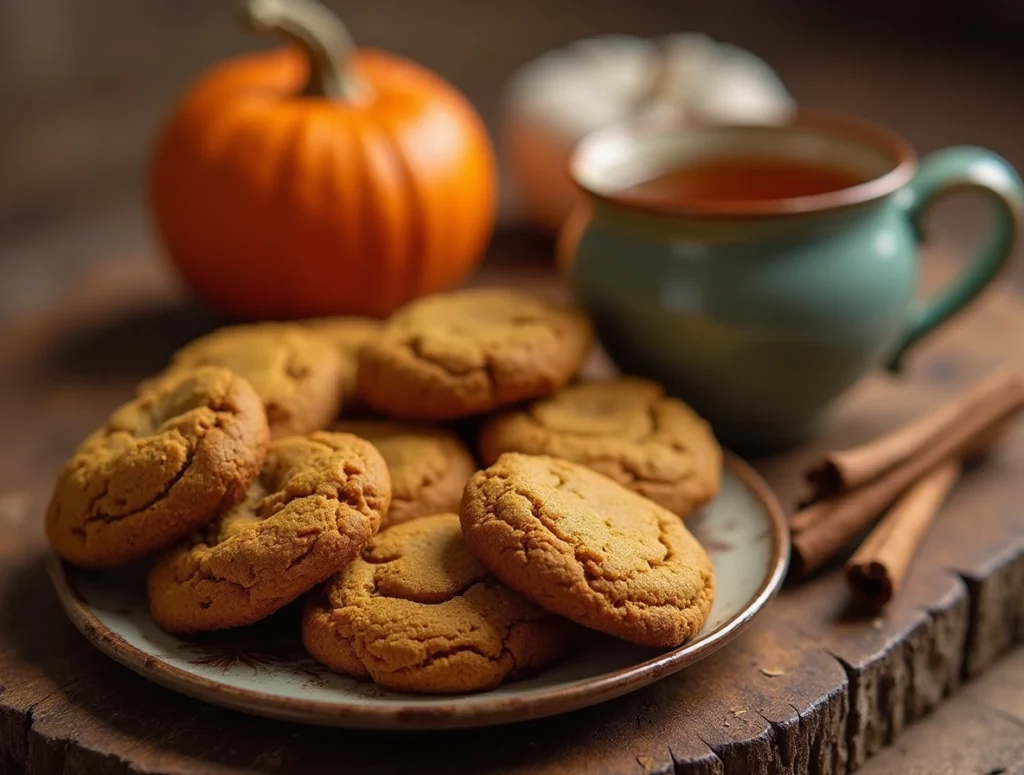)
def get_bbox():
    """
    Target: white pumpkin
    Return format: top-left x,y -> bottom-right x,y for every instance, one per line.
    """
501,33 -> 796,233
